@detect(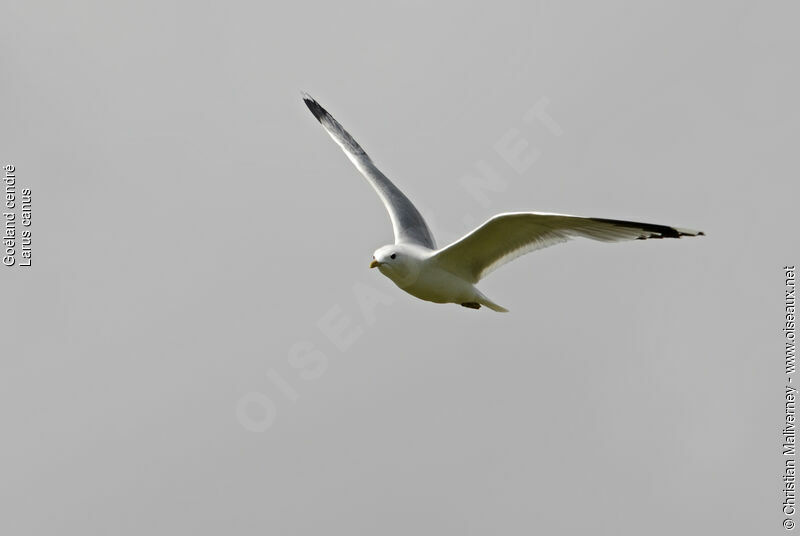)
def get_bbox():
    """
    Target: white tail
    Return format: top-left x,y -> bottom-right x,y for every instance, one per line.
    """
476,290 -> 509,312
